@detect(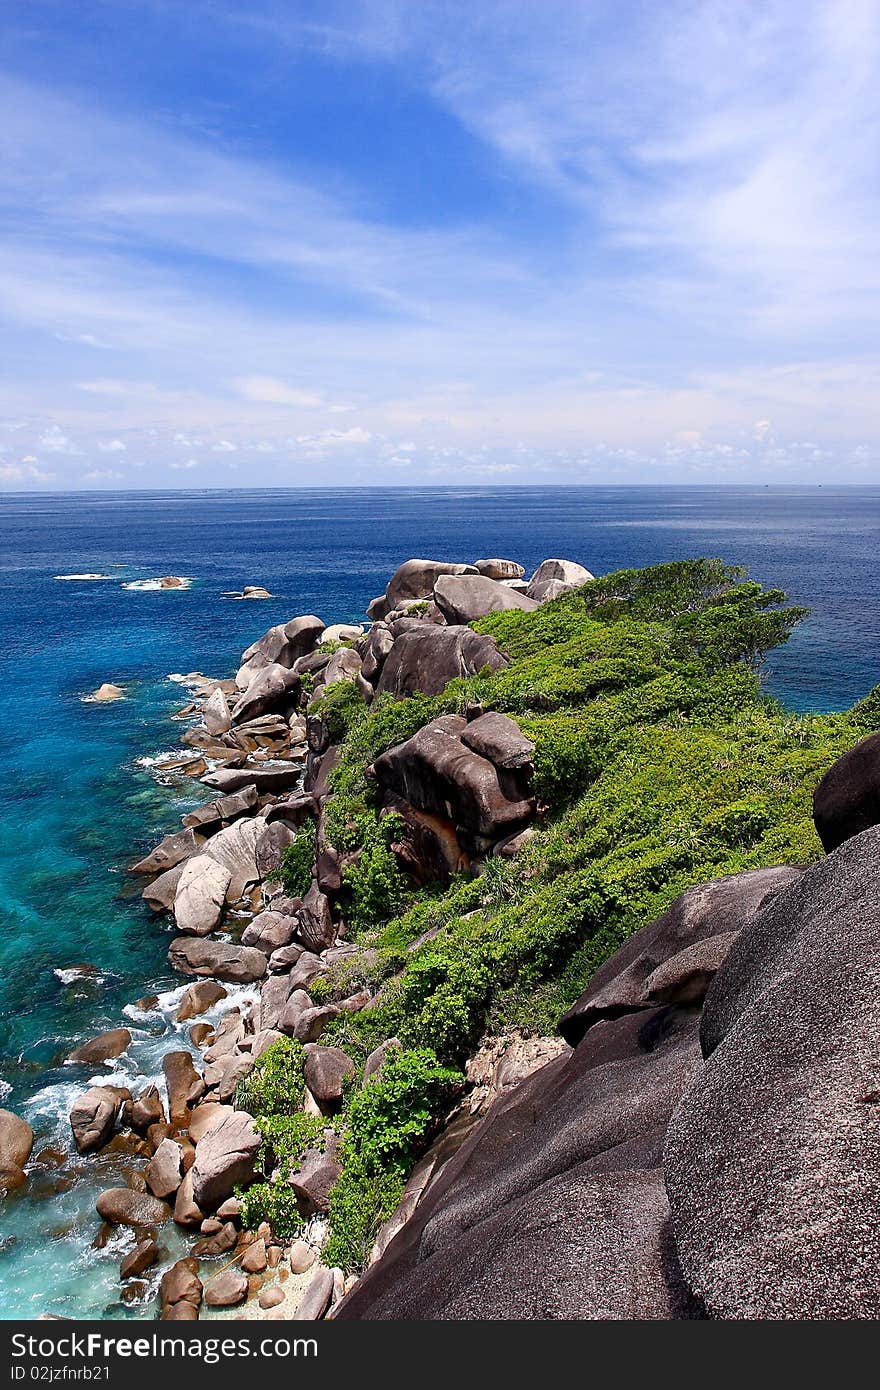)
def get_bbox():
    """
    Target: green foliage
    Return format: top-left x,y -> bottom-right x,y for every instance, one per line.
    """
275,829 -> 315,899
234,1036 -> 307,1118
237,1181 -> 305,1238
308,678 -> 368,743
323,1049 -> 462,1270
